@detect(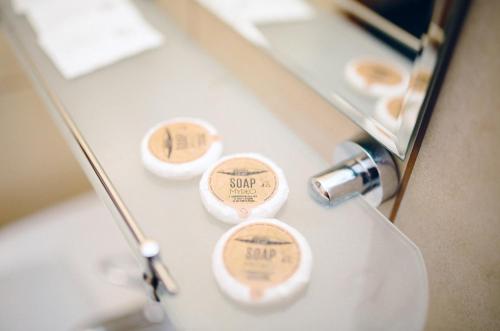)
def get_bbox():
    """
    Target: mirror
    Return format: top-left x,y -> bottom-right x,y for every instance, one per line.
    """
197,0 -> 468,158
